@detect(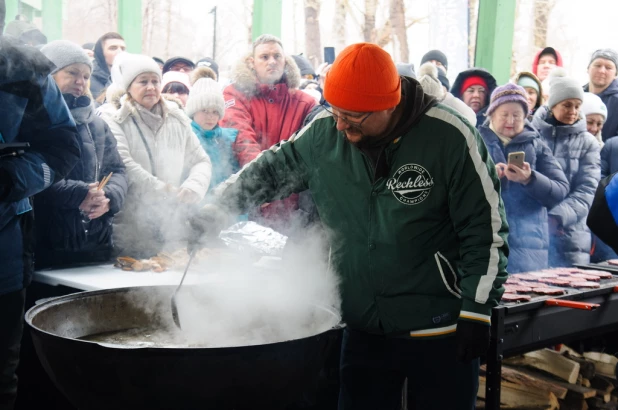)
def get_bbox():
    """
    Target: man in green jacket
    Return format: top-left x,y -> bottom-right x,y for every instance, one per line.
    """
204,43 -> 509,409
